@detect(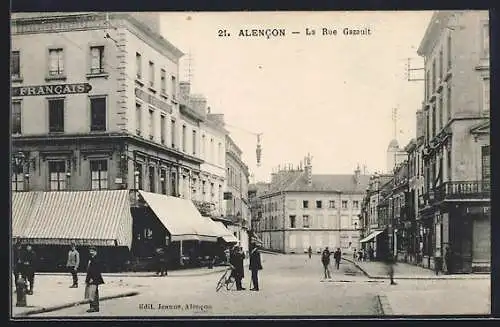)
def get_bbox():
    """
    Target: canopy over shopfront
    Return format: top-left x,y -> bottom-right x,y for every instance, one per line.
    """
138,191 -> 218,243
204,219 -> 239,243
360,230 -> 385,243
12,190 -> 134,248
